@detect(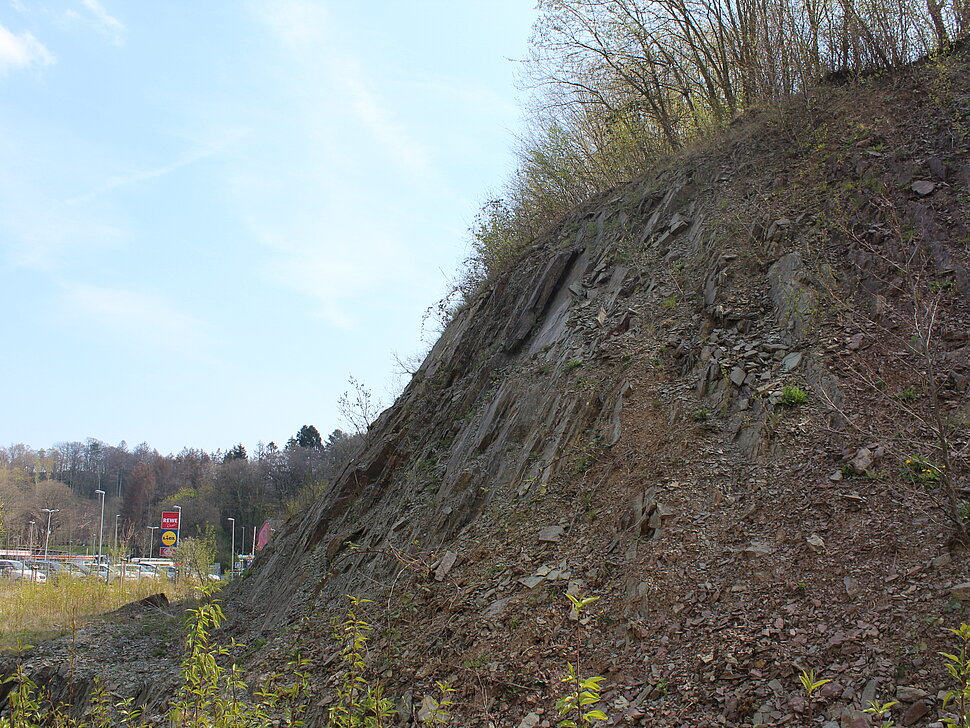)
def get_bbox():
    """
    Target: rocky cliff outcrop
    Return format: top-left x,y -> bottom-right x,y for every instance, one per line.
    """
220,45 -> 970,728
